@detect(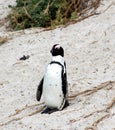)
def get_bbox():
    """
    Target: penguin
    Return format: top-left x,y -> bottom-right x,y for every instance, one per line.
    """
36,44 -> 68,114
